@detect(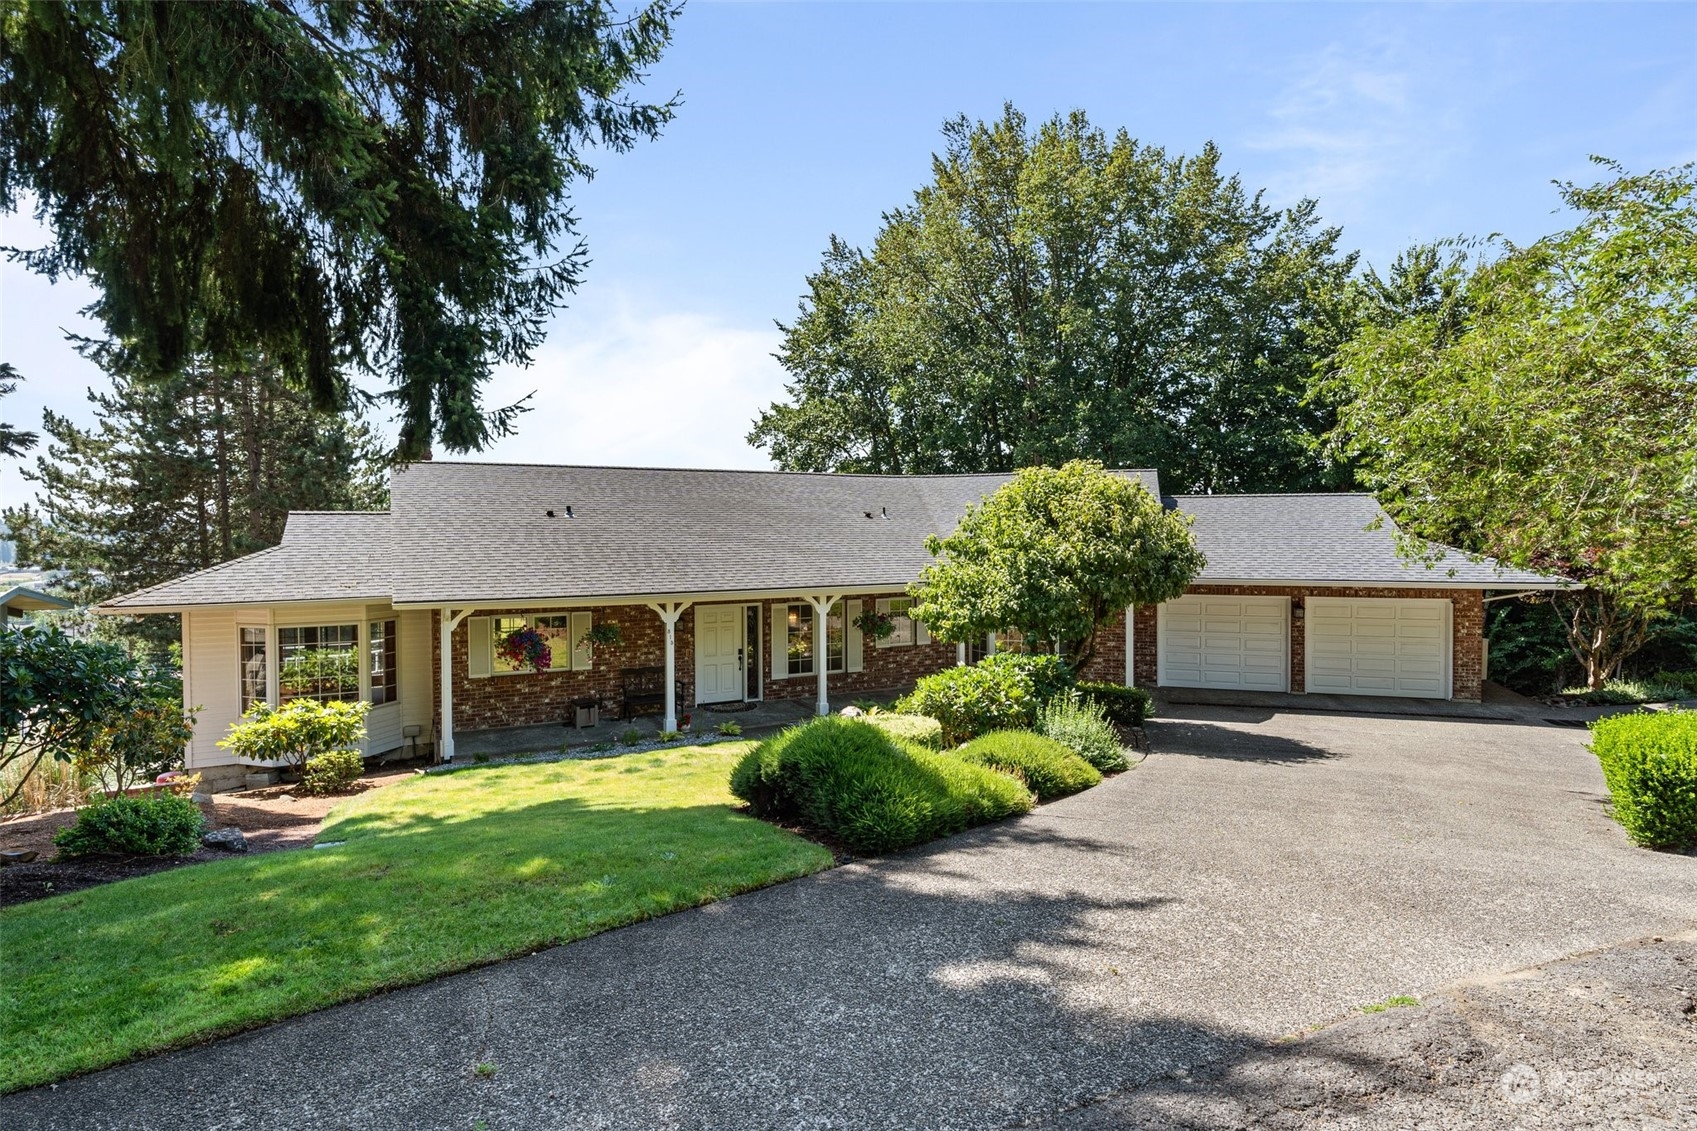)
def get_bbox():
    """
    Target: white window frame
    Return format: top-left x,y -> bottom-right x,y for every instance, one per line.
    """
875,597 -> 918,648
486,612 -> 595,676
368,618 -> 398,706
276,622 -> 362,705
782,602 -> 845,678
238,626 -> 269,713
